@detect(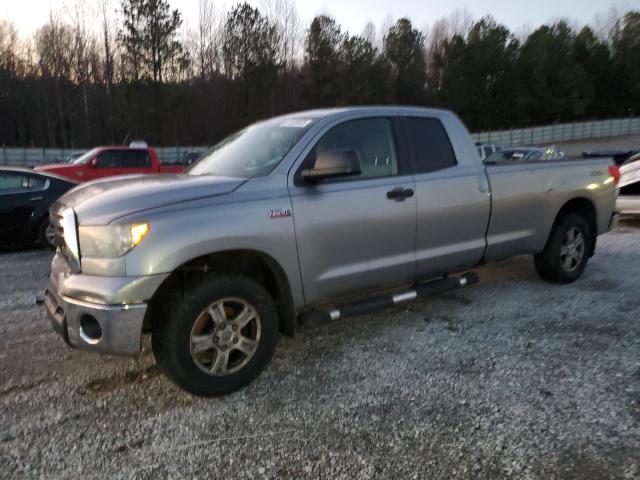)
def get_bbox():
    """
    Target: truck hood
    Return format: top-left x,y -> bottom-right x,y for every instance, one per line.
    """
56,174 -> 246,224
